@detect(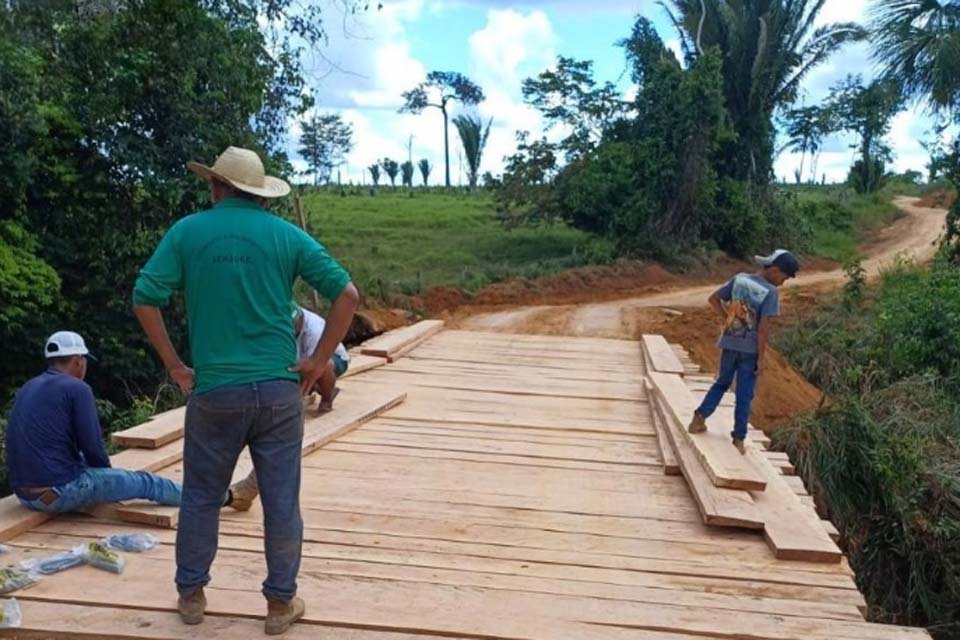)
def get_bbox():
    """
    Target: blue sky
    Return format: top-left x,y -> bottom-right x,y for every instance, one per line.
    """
292,0 -> 938,185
